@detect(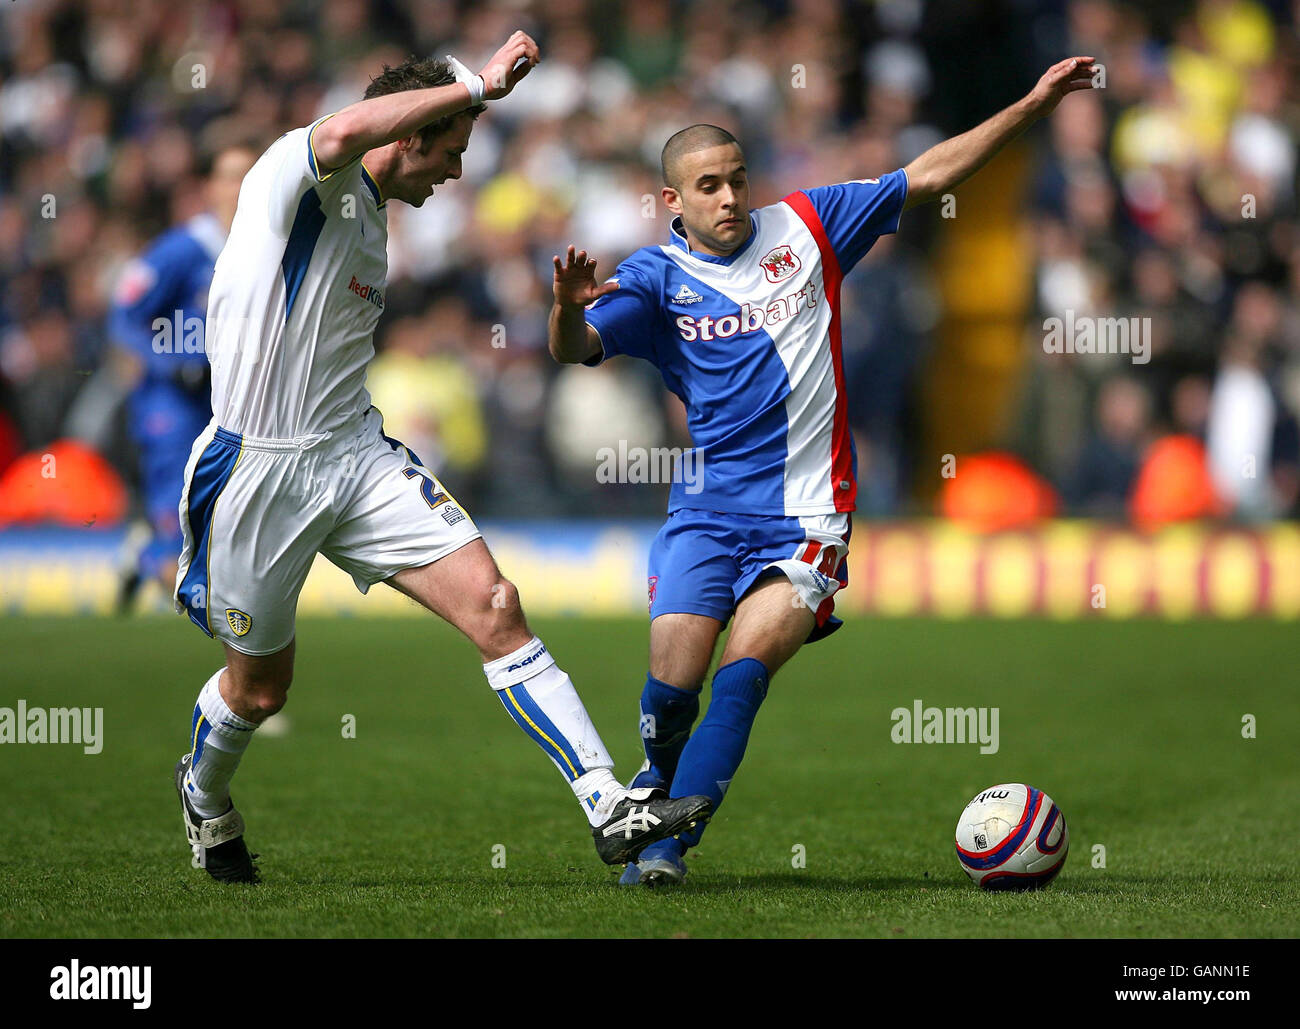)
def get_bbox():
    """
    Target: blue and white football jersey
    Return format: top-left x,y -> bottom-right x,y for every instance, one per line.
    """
584,169 -> 907,517
205,115 -> 390,439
